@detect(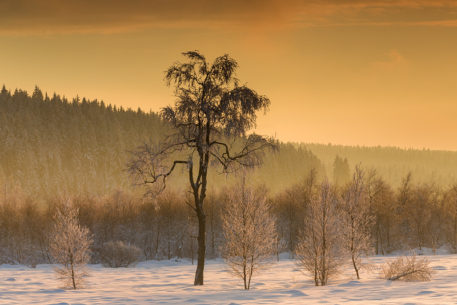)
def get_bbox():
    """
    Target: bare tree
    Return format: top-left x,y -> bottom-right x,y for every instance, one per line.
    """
128,51 -> 273,285
340,165 -> 374,279
222,179 -> 277,290
405,184 -> 435,250
295,181 -> 344,286
366,169 -> 395,255
444,185 -> 457,252
49,202 -> 92,289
